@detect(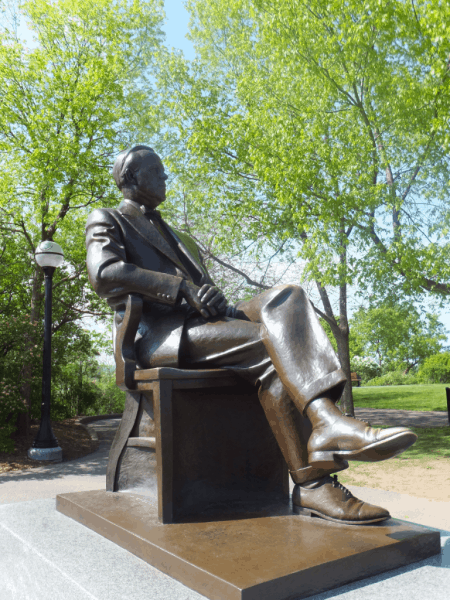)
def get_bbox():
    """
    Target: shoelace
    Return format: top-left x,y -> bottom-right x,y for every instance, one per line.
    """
332,474 -> 353,498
